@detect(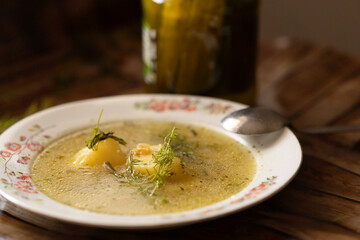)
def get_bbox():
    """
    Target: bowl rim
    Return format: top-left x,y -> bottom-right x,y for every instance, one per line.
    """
0,94 -> 302,229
